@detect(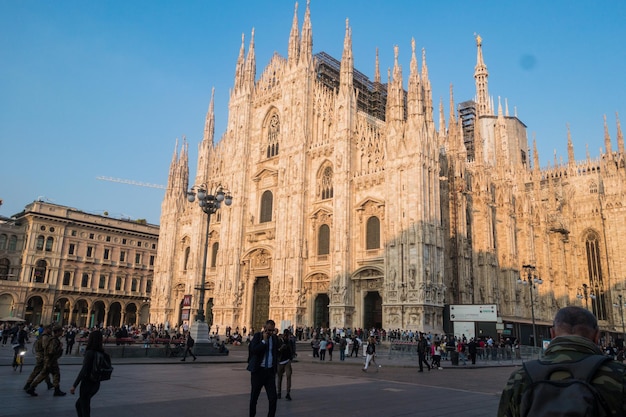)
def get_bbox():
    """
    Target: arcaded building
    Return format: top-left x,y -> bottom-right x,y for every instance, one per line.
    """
151,3 -> 626,342
0,201 -> 158,327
